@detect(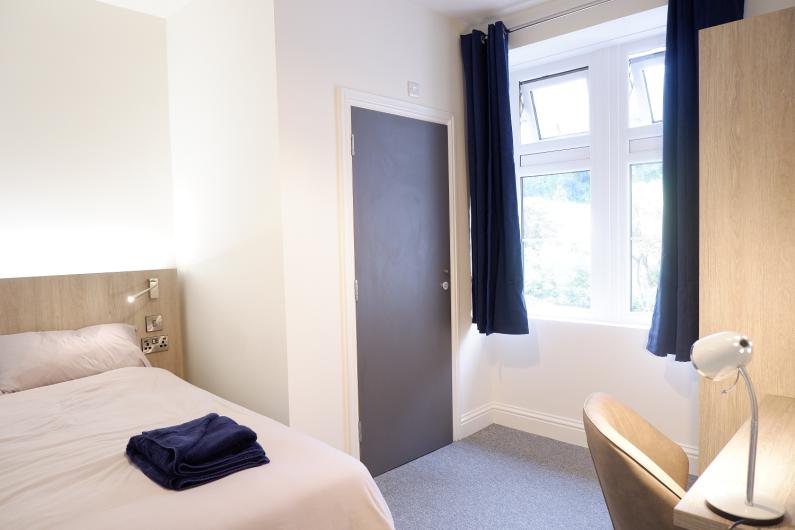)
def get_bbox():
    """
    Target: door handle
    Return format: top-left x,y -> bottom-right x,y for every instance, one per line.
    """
441,281 -> 450,291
